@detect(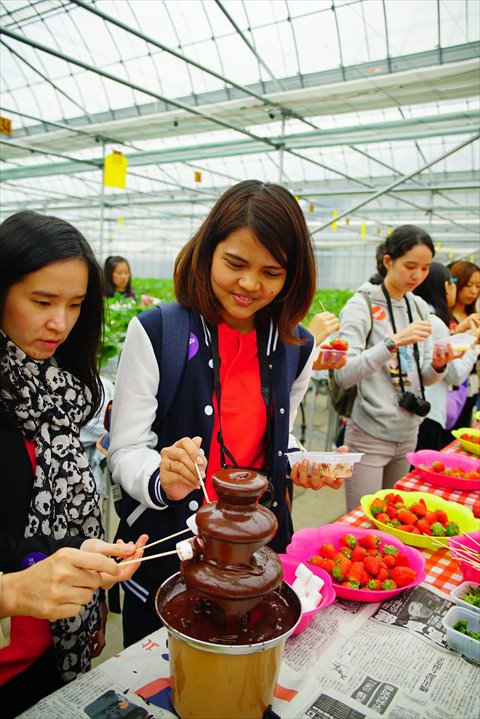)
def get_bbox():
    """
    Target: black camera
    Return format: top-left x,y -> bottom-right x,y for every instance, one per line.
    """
398,391 -> 431,417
